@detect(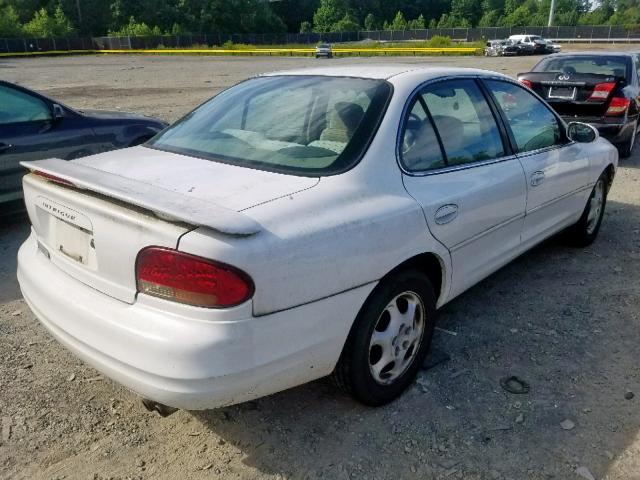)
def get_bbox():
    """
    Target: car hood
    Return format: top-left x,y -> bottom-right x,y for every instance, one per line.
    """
73,146 -> 320,212
81,109 -> 166,124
